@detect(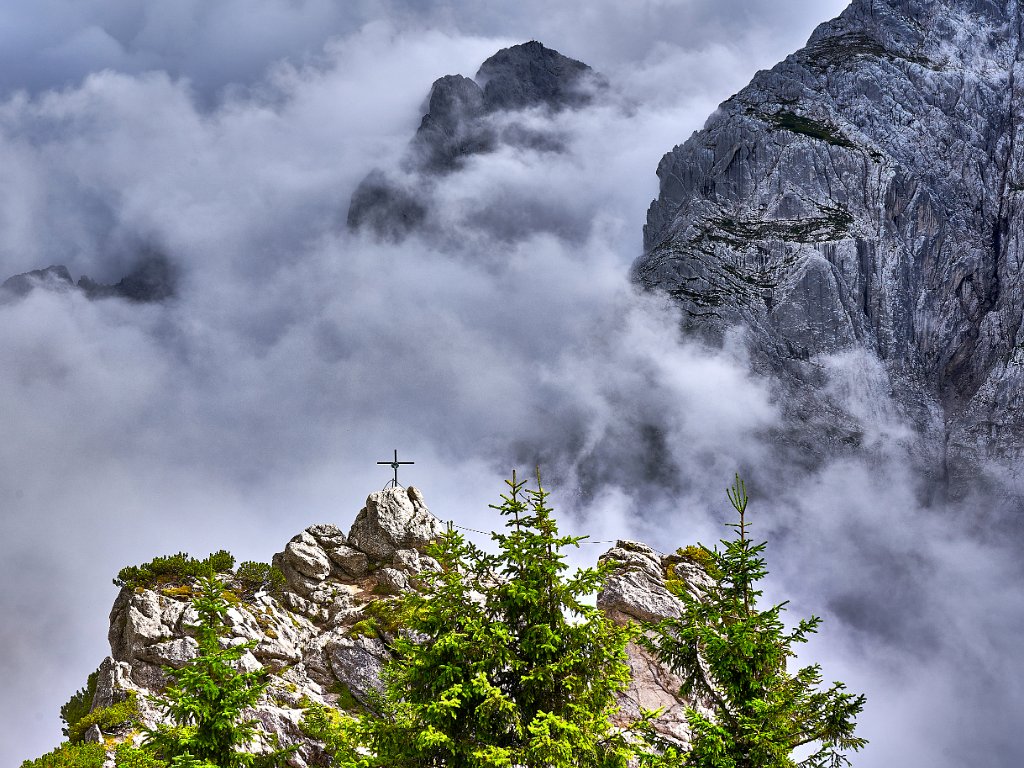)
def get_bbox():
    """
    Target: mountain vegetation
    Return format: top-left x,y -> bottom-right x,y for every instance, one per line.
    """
303,470 -> 644,768
115,575 -> 293,768
643,477 -> 867,768
24,476 -> 865,768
